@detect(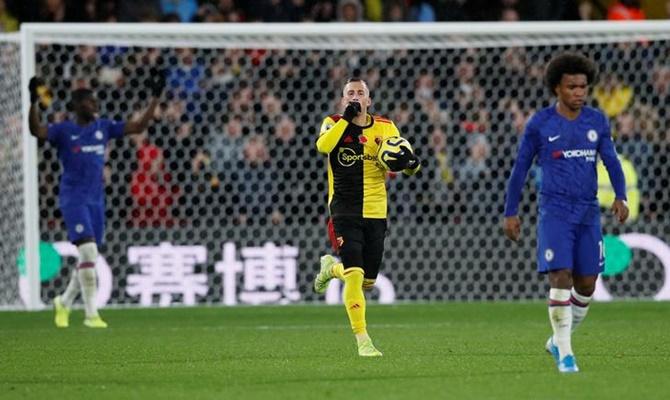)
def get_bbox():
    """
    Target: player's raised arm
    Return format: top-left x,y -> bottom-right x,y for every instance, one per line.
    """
124,71 -> 165,135
503,118 -> 540,241
315,102 -> 359,154
28,77 -> 48,140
